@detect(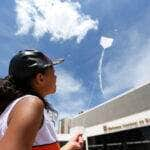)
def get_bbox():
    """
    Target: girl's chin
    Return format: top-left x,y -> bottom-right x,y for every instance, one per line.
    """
50,87 -> 56,94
